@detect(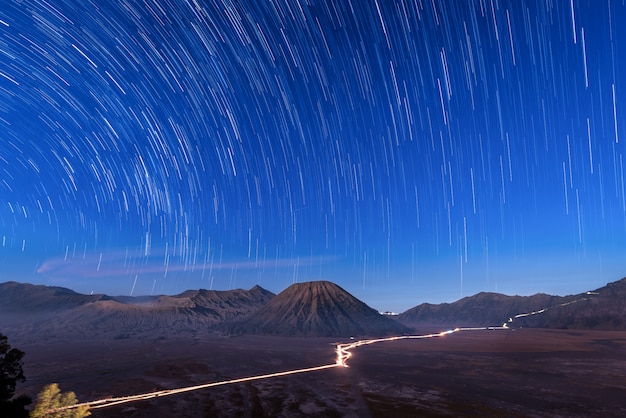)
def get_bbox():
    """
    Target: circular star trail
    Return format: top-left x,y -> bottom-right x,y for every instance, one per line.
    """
1,0 -> 625,310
